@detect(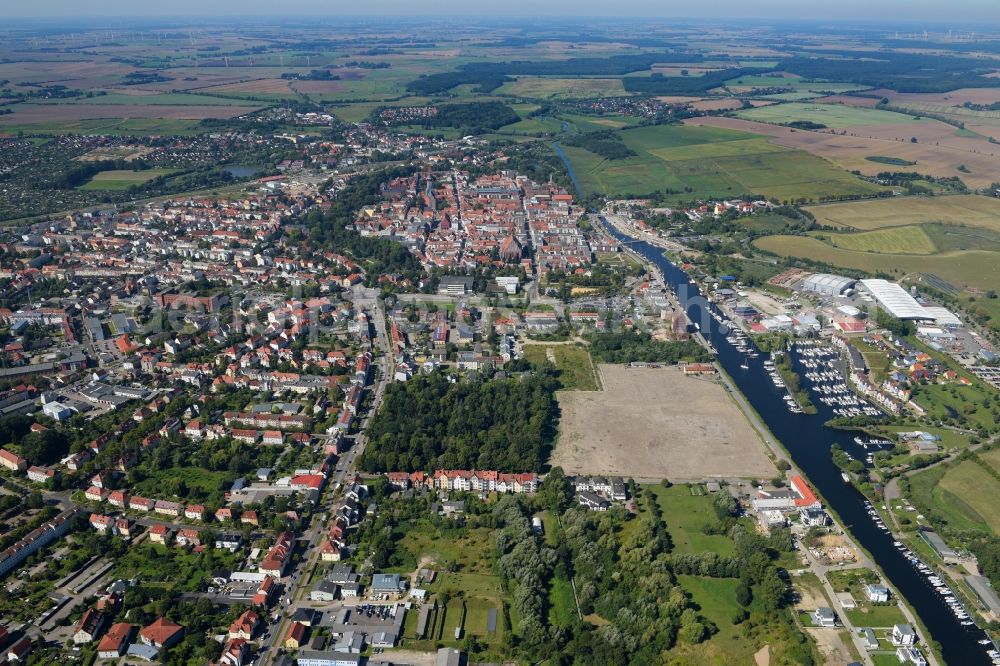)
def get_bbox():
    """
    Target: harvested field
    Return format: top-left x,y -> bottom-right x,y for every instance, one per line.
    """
551,364 -> 776,481
498,76 -> 628,99
564,123 -> 884,201
0,103 -> 258,125
690,98 -> 743,111
813,95 -> 880,107
874,87 -> 1000,106
686,116 -> 1000,187
814,226 -> 937,254
194,78 -> 297,95
736,102 -> 922,127
804,195 -> 1000,232
290,80 -> 348,94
